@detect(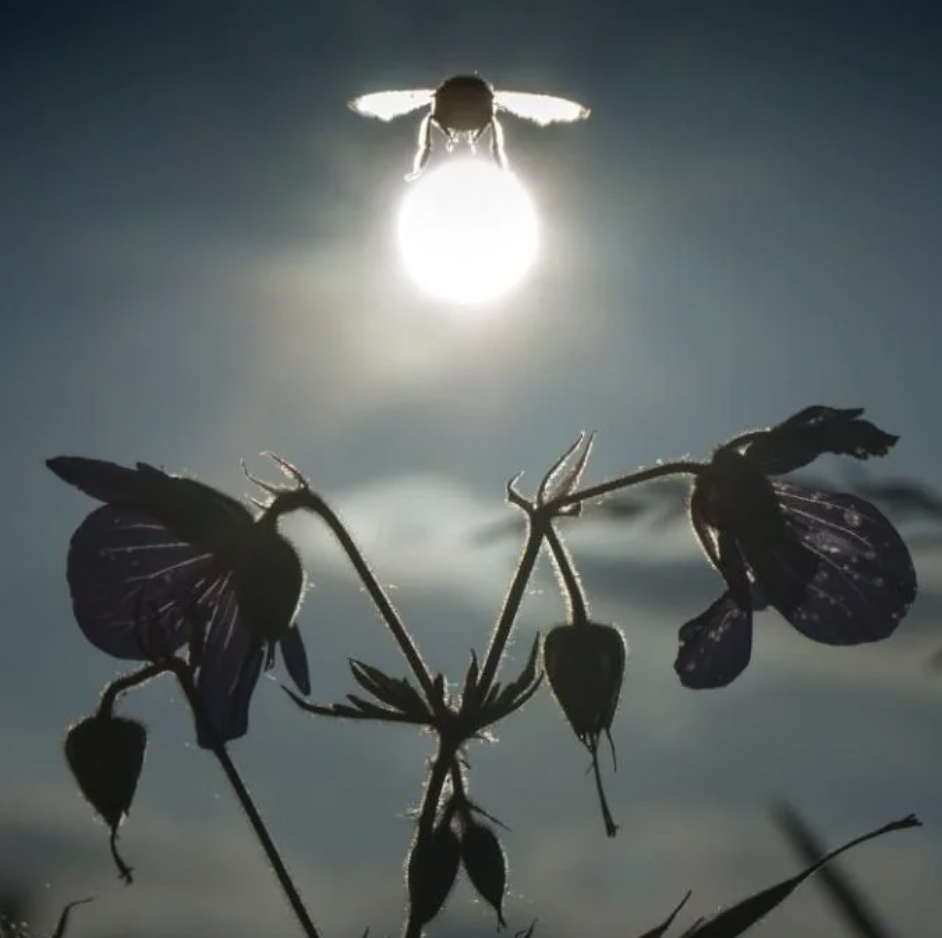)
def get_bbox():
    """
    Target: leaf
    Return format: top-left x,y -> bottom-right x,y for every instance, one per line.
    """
499,633 -> 541,702
460,822 -> 508,928
349,660 -> 429,719
490,671 -> 544,723
408,822 -> 462,928
681,814 -> 921,938
772,803 -> 896,938
633,891 -> 691,938
283,688 -> 425,724
346,694 -> 412,720
459,650 -> 480,709
538,432 -> 595,506
483,681 -> 503,712
744,406 -> 898,476
50,899 -> 94,938
432,673 -> 447,708
483,634 -> 544,722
